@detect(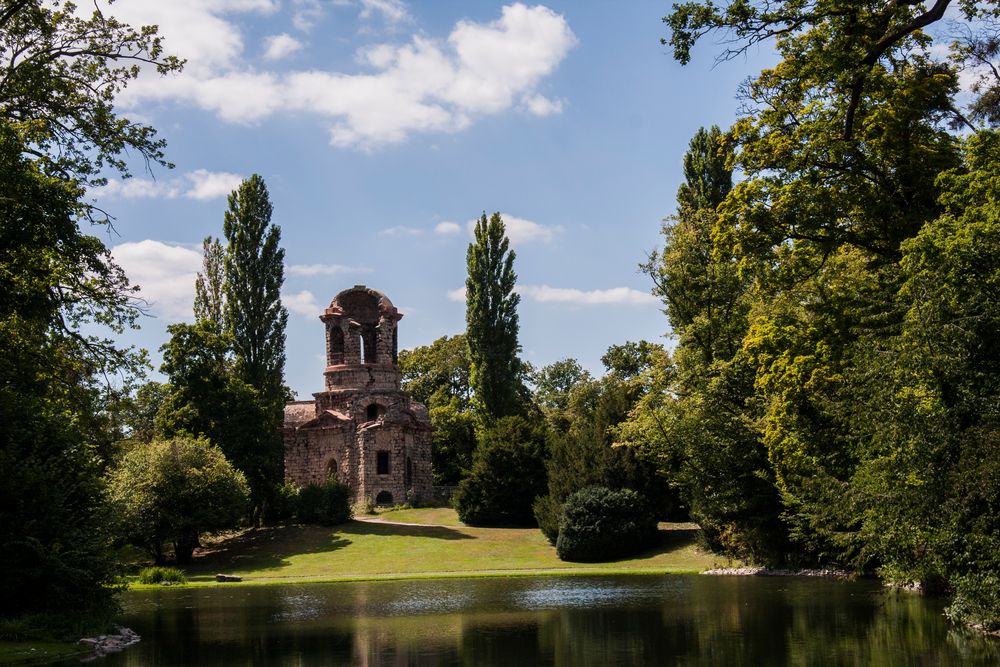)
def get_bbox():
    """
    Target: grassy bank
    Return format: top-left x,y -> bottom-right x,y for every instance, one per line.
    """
132,507 -> 731,588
